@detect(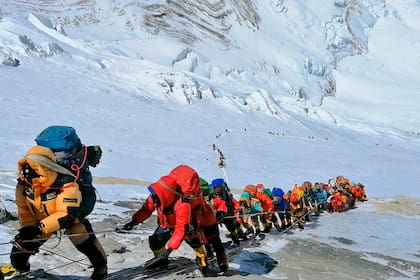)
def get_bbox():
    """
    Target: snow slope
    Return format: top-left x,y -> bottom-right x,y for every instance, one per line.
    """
0,0 -> 420,279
